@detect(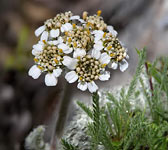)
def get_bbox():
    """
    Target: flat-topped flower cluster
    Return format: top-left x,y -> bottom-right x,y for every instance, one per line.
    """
28,11 -> 129,93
